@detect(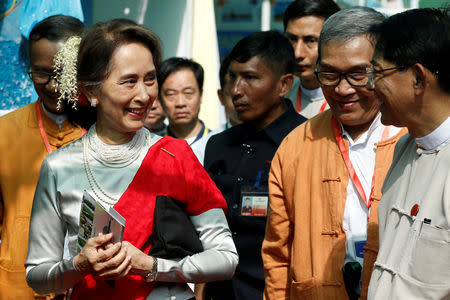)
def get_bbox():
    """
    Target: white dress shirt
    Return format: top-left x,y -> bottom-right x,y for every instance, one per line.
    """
341,113 -> 402,267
